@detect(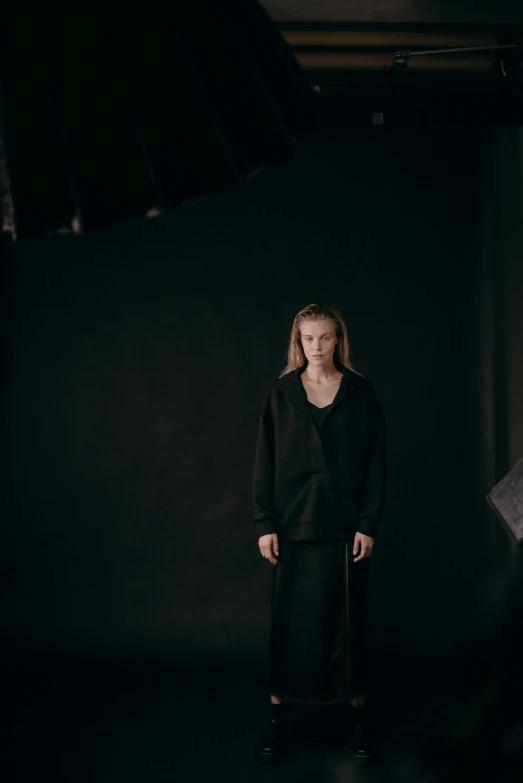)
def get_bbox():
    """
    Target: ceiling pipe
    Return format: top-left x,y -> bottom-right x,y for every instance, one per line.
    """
295,52 -> 495,72
282,31 -> 497,48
